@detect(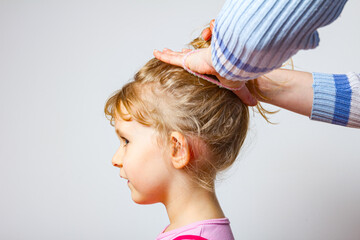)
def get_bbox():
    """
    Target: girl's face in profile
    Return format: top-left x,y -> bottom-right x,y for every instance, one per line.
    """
112,109 -> 173,205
